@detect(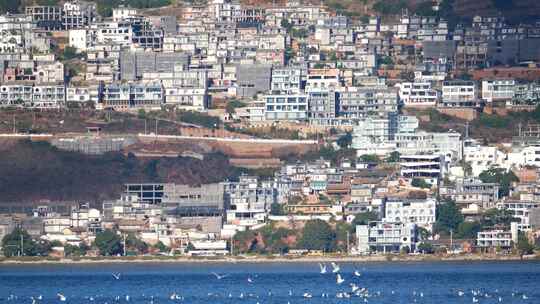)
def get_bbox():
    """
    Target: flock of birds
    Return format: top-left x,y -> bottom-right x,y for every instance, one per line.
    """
1,263 -> 534,303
